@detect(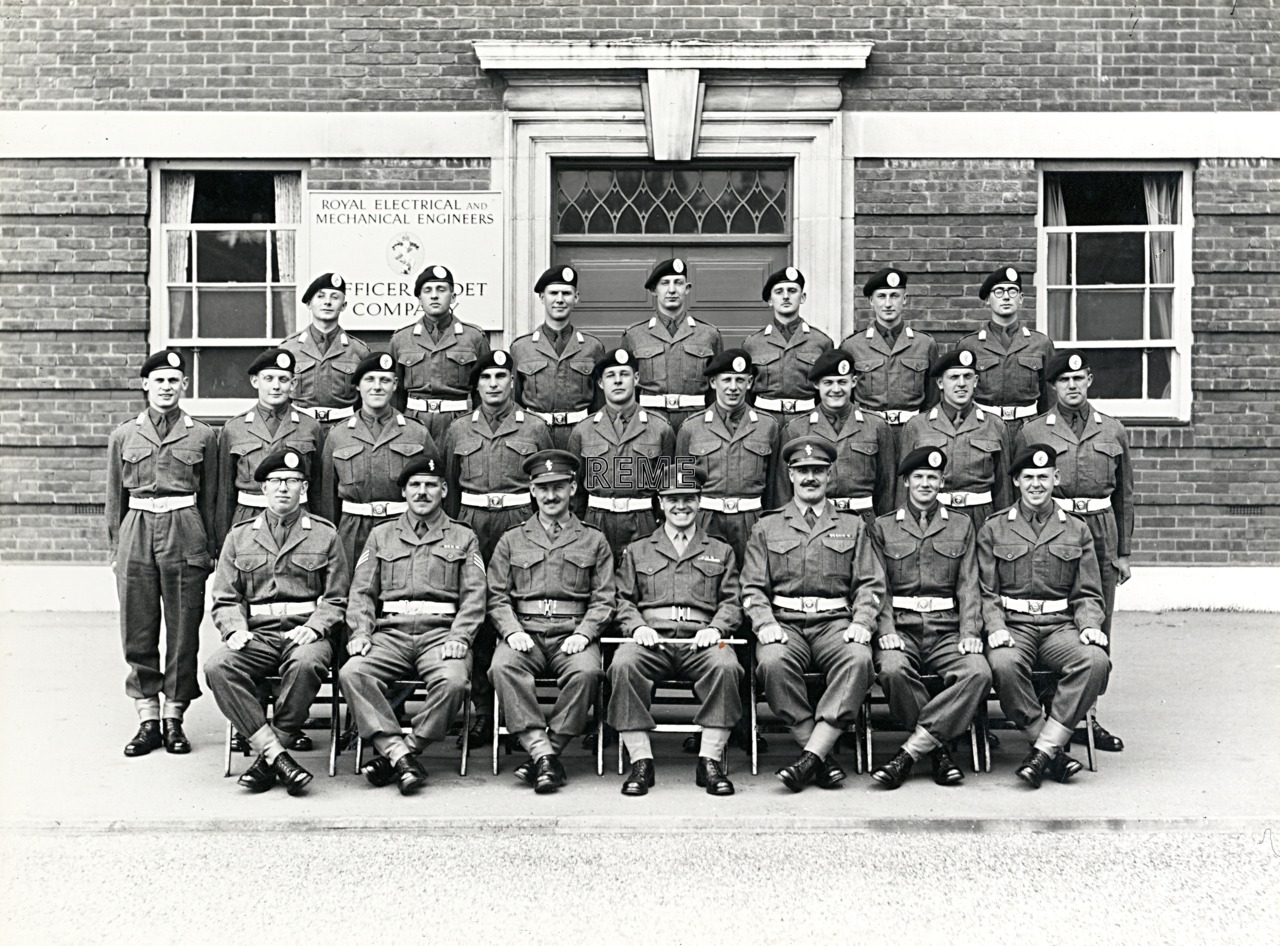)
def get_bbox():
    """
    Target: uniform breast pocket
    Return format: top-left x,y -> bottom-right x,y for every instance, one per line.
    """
331,354 -> 359,377
168,447 -> 205,490
881,541 -> 918,588
1045,543 -> 1084,589
1017,353 -> 1044,372
505,439 -> 537,468
929,539 -> 966,585
854,357 -> 885,375
120,444 -> 155,490
689,556 -> 726,604
766,538 -> 802,576
631,345 -> 665,386
444,348 -> 478,386
742,437 -> 773,481
567,360 -> 595,393
561,548 -> 597,594
976,353 -> 1002,373
820,535 -> 857,575
291,551 -> 328,594
516,360 -> 550,399
234,552 -> 269,582
633,559 -> 669,603
428,545 -> 466,589
969,438 -> 1002,478
993,542 -> 1032,589
376,546 -> 413,591
896,357 -> 929,390
509,551 -> 542,596
388,441 -> 424,462
330,443 -> 365,481
398,350 -> 427,385
845,439 -> 879,477
453,439 -> 484,481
